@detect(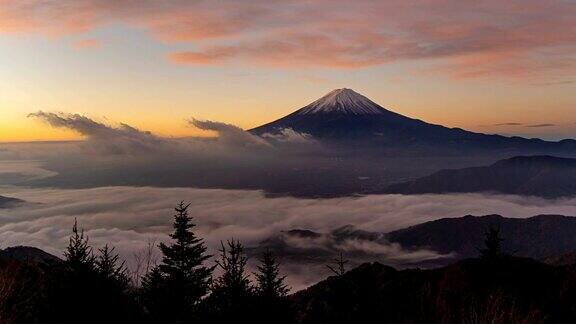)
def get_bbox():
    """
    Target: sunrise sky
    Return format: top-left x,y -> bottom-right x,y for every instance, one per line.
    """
1,0 -> 575,142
